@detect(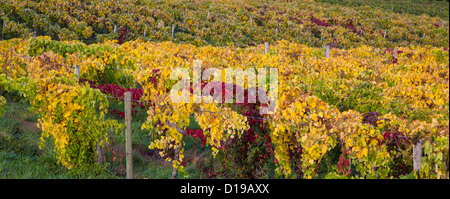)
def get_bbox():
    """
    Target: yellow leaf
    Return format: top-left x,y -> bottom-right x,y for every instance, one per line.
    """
318,104 -> 326,111
311,113 -> 318,121
64,111 -> 72,118
310,101 -> 317,108
361,148 -> 368,157
318,111 -> 323,118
